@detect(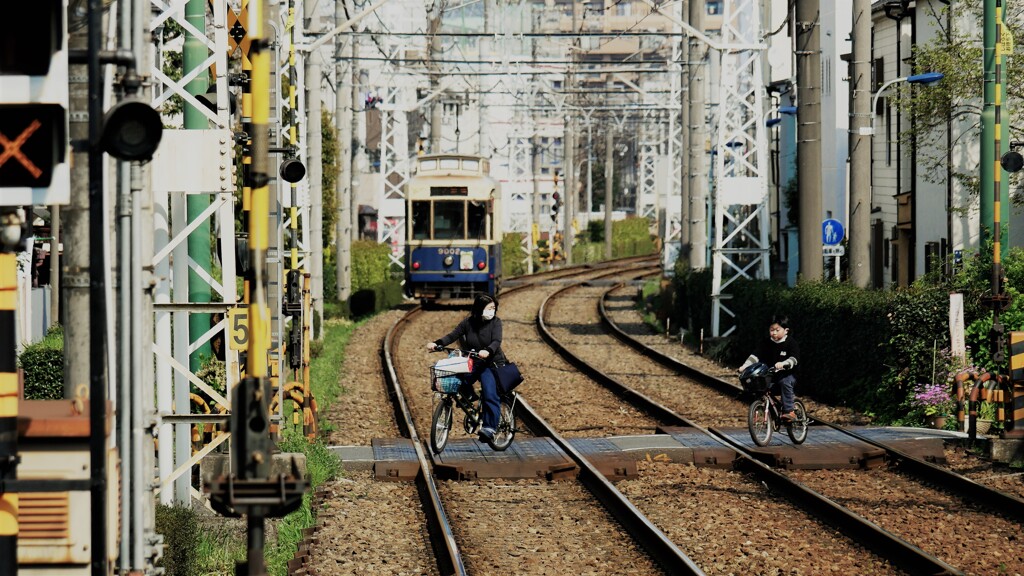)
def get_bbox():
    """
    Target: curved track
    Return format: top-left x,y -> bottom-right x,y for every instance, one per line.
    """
298,260 -> 1024,575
